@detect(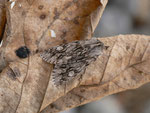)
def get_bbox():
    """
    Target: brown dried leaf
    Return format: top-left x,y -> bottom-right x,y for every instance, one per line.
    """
0,0 -> 108,113
41,35 -> 150,113
1,0 -> 150,113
